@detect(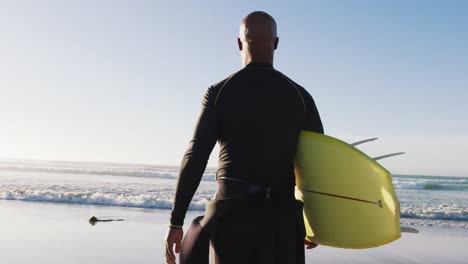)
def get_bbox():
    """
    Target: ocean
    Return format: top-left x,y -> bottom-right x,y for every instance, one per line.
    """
1,159 -> 467,229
